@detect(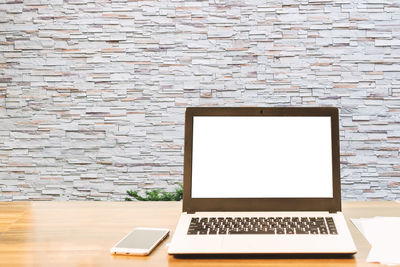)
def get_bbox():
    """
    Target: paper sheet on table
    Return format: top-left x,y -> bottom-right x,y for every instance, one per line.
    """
351,217 -> 400,265
368,246 -> 400,266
